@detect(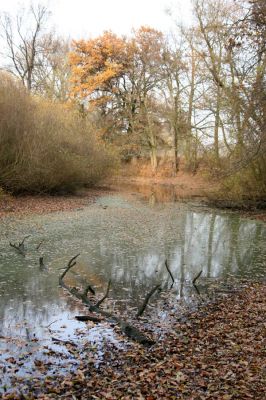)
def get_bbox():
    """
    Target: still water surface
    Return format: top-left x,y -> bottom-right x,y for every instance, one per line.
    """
0,191 -> 265,341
